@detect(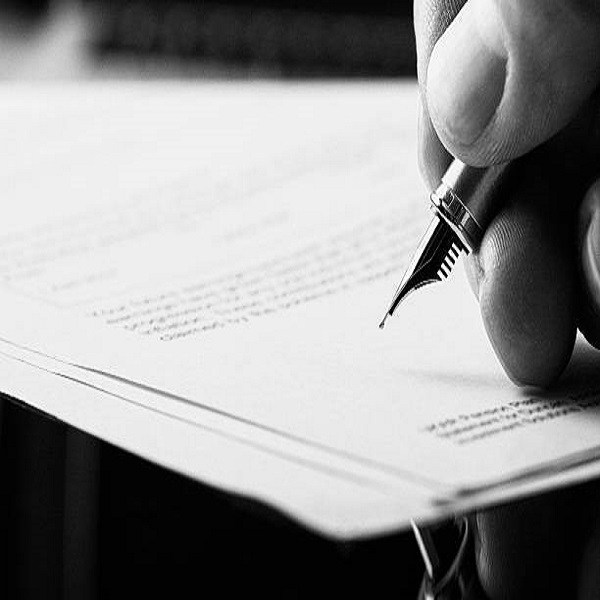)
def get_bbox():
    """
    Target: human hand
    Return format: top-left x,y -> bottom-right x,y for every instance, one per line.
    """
415,0 -> 600,387
414,1 -> 600,597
